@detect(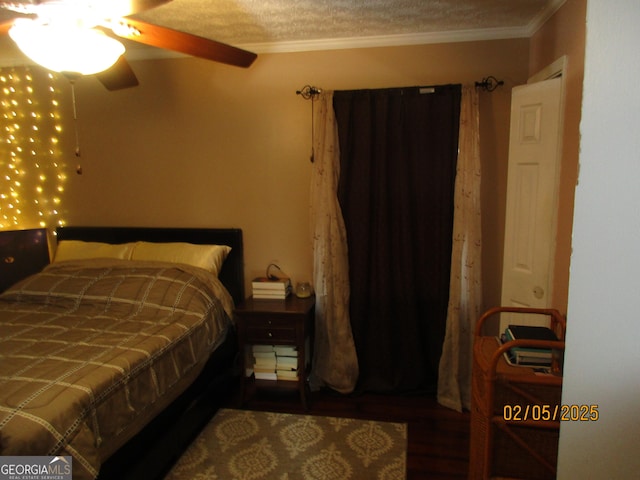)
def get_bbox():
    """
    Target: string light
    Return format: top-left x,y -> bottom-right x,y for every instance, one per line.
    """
0,67 -> 66,229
